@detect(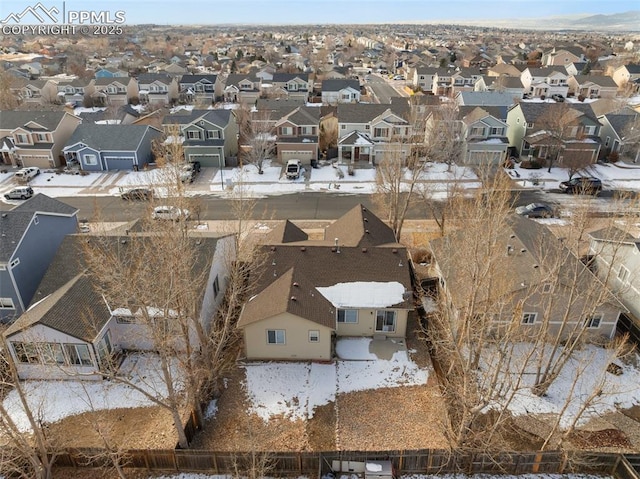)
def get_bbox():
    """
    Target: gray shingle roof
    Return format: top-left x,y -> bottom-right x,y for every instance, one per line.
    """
65,124 -> 159,151
321,79 -> 360,92
0,194 -> 77,262
0,110 -> 70,131
337,103 -> 395,123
